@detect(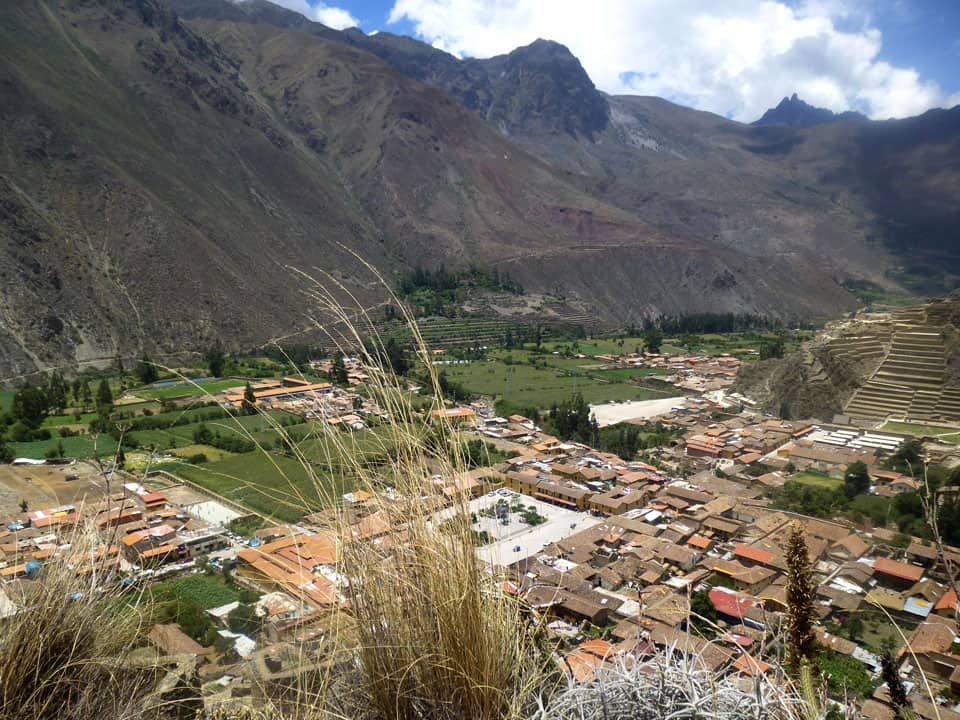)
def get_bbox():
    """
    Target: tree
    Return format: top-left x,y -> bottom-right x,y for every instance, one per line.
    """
846,615 -> 864,642
643,326 -> 663,354
329,353 -> 348,385
843,460 -> 871,498
689,589 -> 718,637
80,381 -> 93,411
548,393 -> 598,445
12,383 -> 48,429
241,382 -> 257,415
0,439 -> 13,464
227,603 -> 261,636
759,336 -> 786,360
785,521 -> 818,672
96,378 -> 113,409
205,345 -> 226,378
889,439 -> 923,475
135,355 -> 159,384
192,424 -> 214,445
46,371 -> 67,413
115,446 -> 126,470
383,336 -> 409,376
18,499 -> 27,513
